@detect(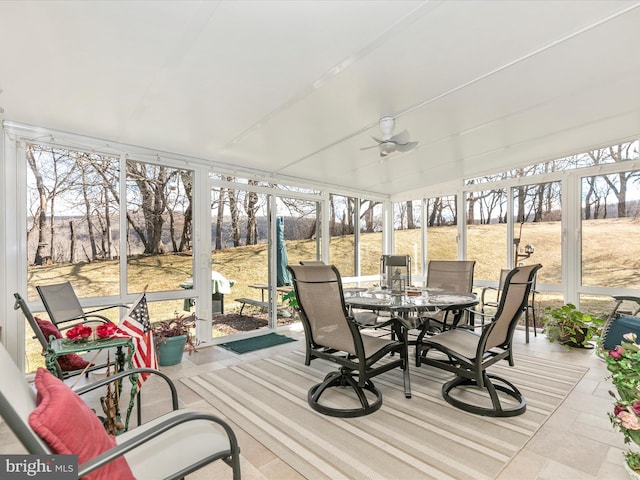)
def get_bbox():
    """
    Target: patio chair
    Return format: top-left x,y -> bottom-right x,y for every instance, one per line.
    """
287,263 -> 409,417
36,281 -> 127,331
423,260 -> 476,328
0,341 -> 241,480
380,255 -> 411,291
480,266 -> 540,342
417,264 -> 541,417
601,295 -> 640,350
14,292 -> 119,380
